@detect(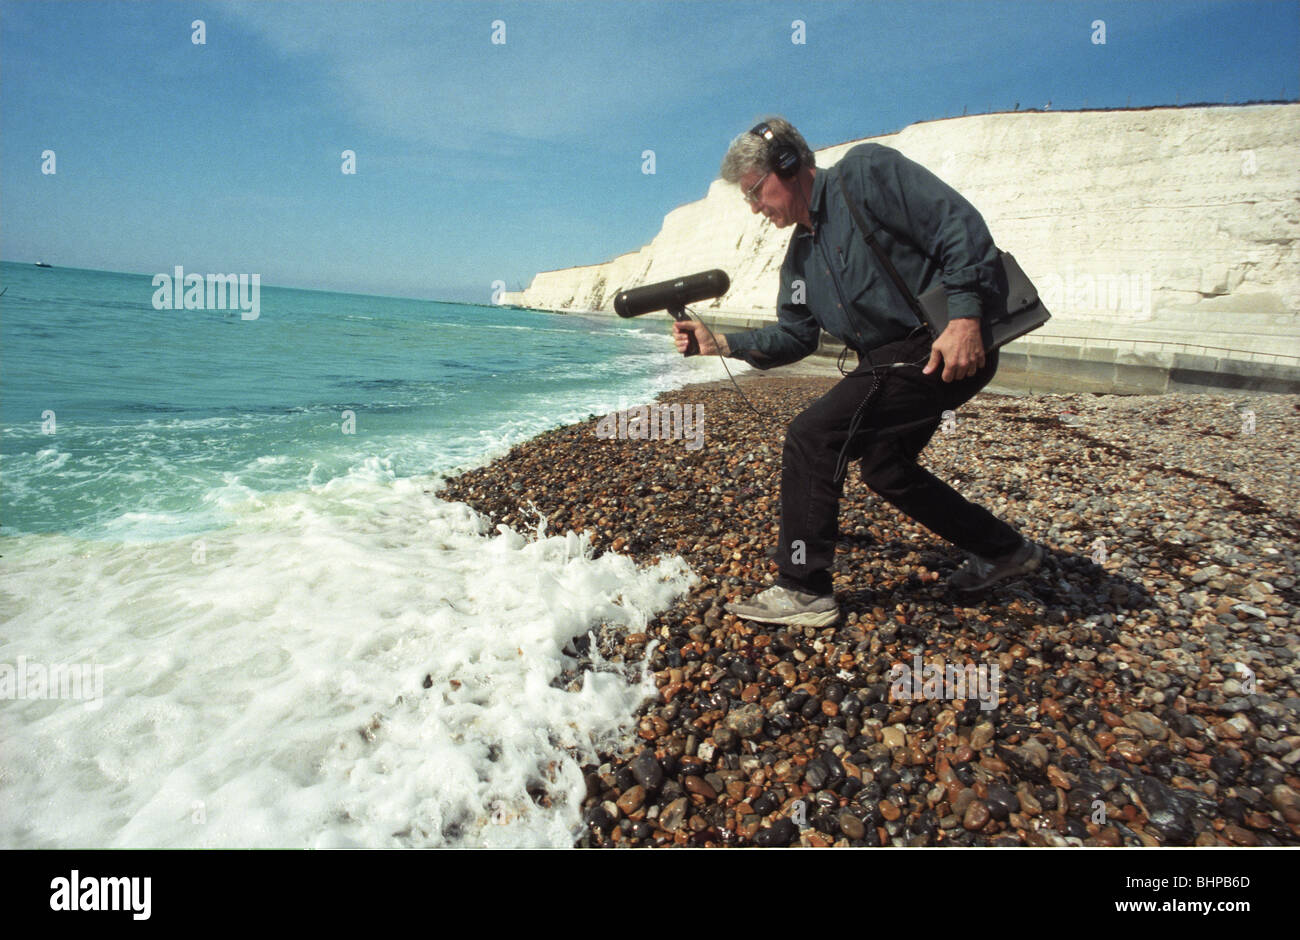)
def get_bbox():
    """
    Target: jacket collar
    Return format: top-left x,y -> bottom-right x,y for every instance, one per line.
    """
802,166 -> 830,235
